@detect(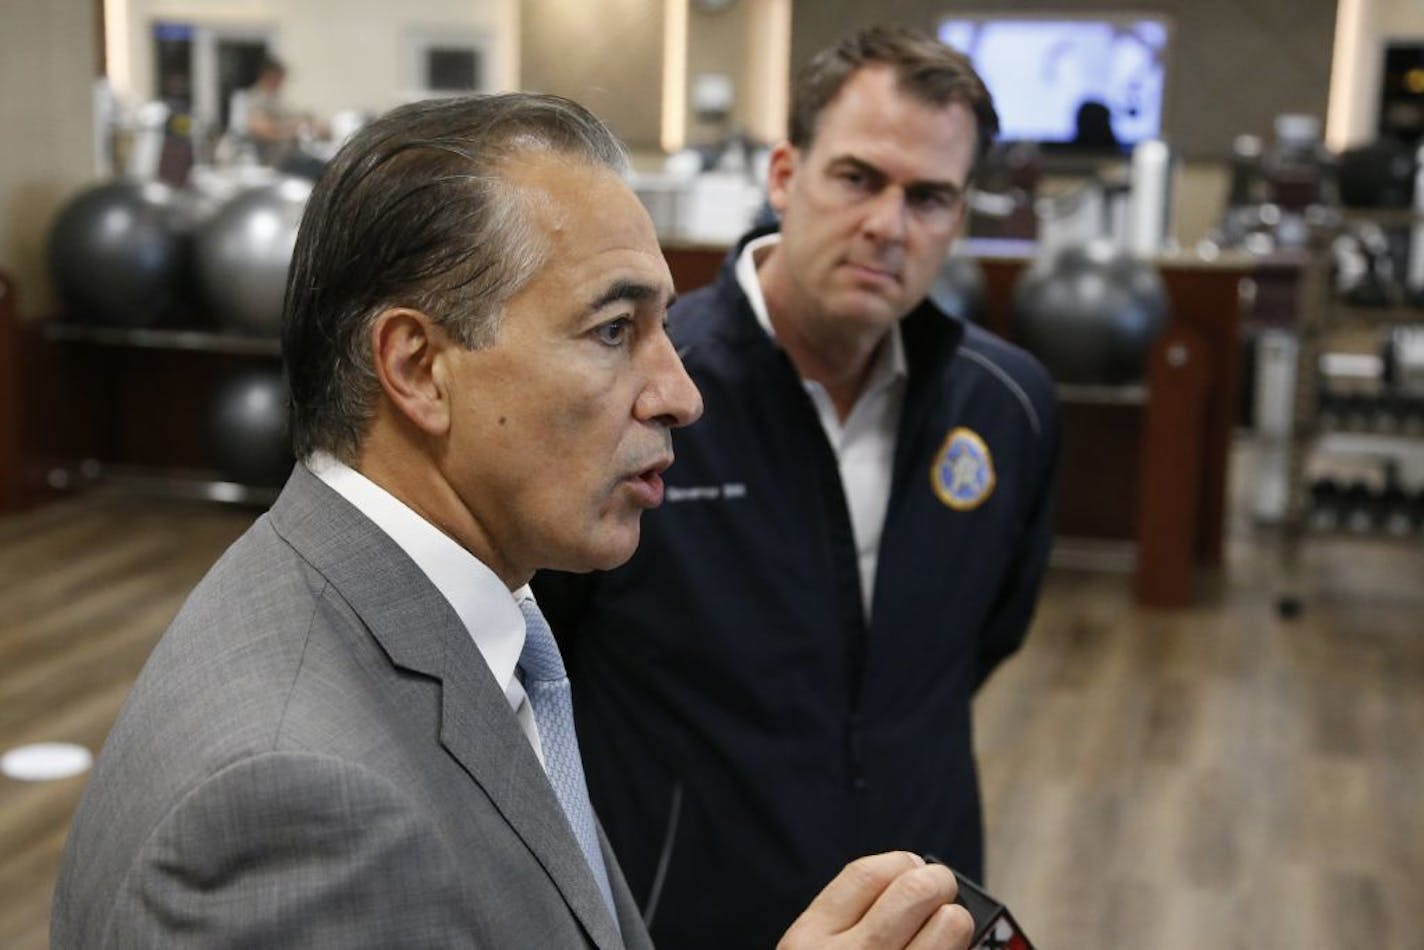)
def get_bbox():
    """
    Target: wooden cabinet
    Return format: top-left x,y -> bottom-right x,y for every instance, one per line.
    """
5,309 -> 282,507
